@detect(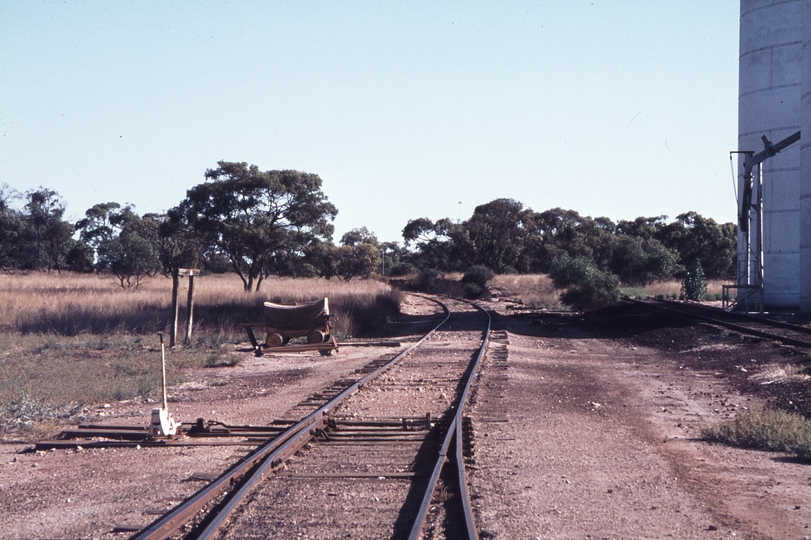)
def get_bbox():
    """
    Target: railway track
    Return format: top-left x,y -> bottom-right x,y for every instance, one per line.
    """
629,298 -> 811,349
132,295 -> 490,539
